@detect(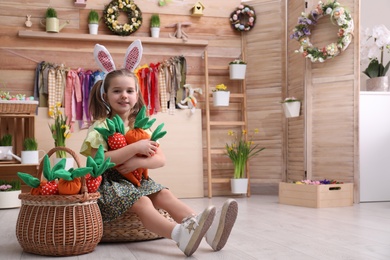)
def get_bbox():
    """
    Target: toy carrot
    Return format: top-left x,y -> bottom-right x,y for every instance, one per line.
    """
57,165 -> 92,195
85,145 -> 115,193
123,106 -> 167,186
18,155 -> 66,195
